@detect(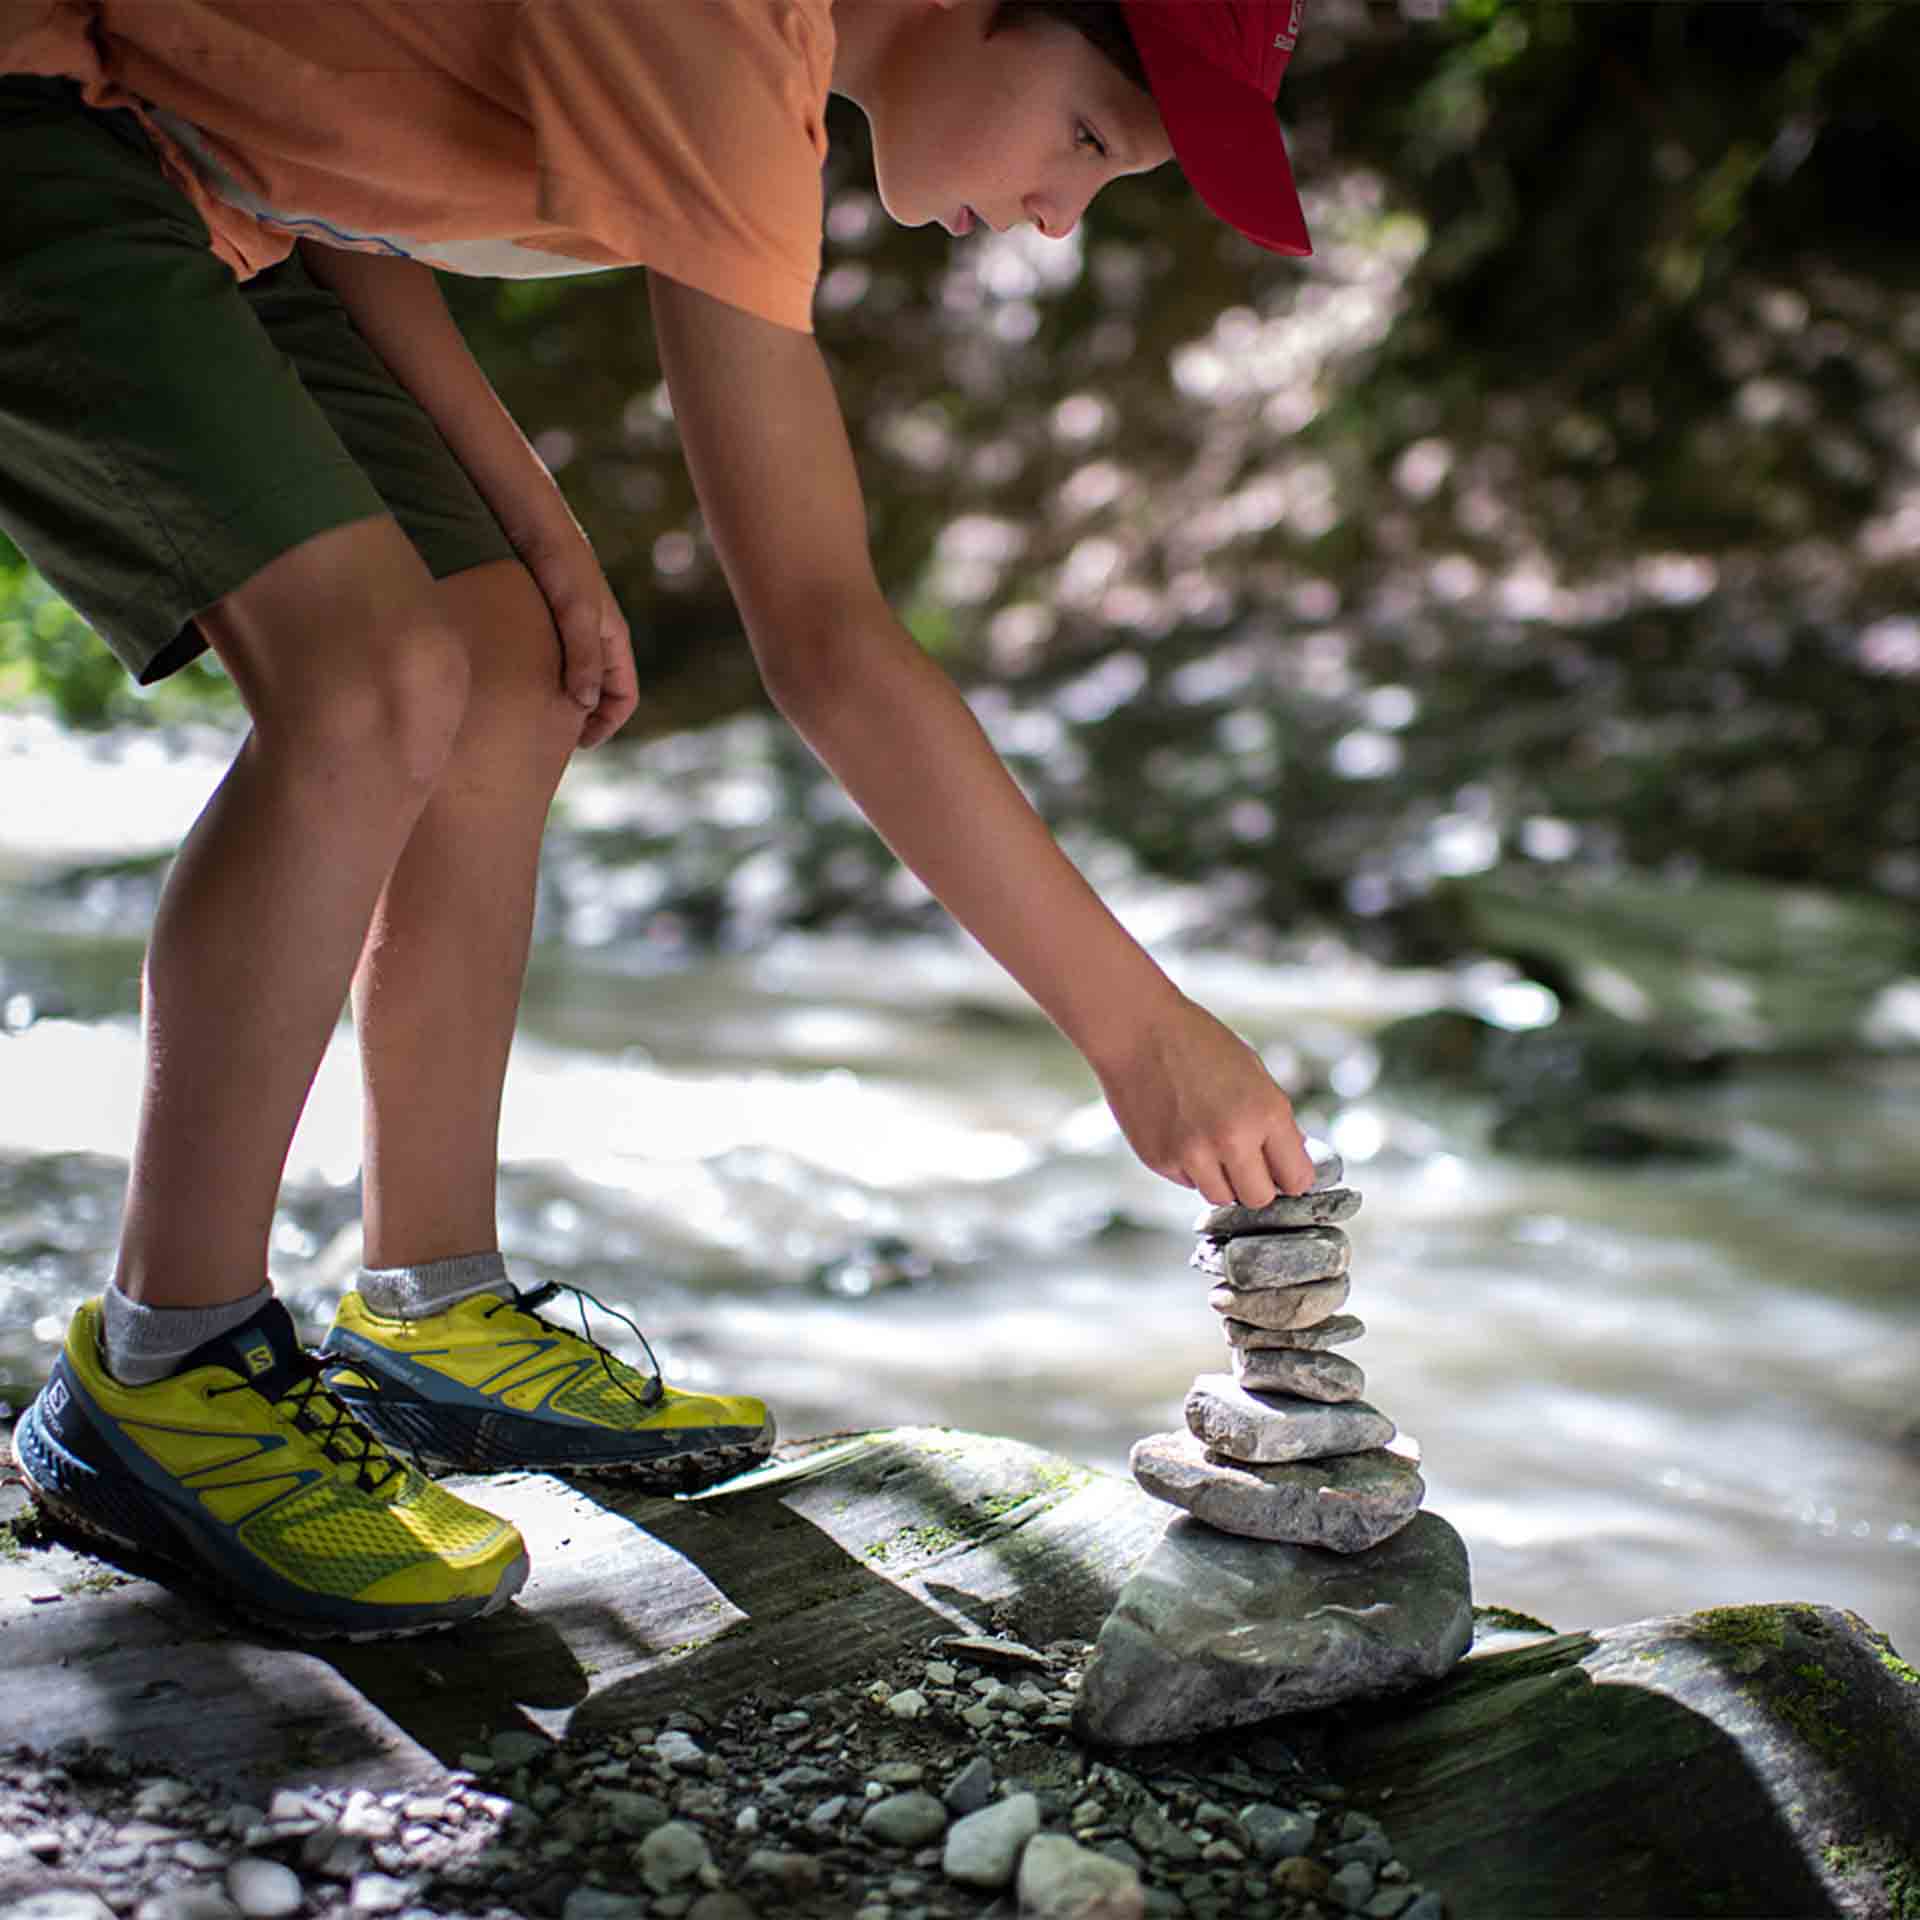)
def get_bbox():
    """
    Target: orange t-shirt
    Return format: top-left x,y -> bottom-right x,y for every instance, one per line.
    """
2,0 -> 832,330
